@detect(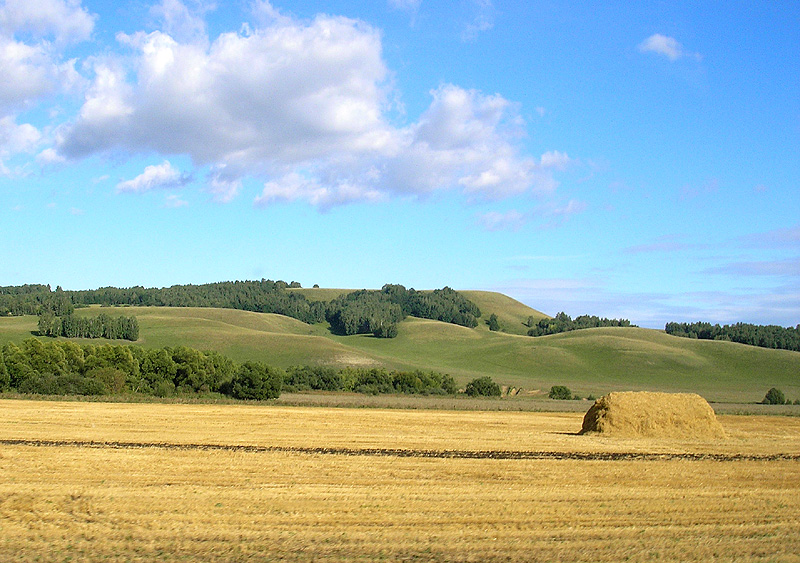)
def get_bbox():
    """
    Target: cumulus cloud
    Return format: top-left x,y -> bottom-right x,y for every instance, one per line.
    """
0,0 -> 95,44
387,84 -> 538,199
150,0 -> 213,44
0,115 -> 40,173
116,160 -> 189,193
254,172 -> 383,210
58,14 -> 393,168
51,2 -> 568,209
638,33 -> 701,62
0,34 -> 82,111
